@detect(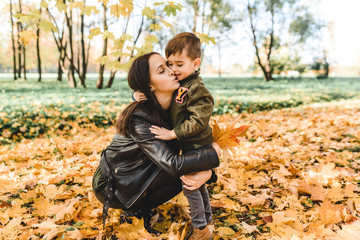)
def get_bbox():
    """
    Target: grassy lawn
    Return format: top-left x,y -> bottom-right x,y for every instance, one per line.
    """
0,75 -> 359,143
1,75 -> 359,112
207,76 -> 360,113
